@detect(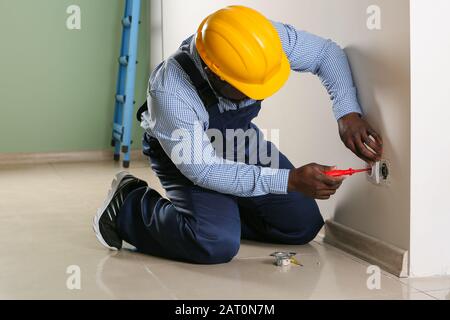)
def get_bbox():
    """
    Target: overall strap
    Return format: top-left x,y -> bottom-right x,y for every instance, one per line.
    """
137,51 -> 218,122
173,51 -> 218,109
